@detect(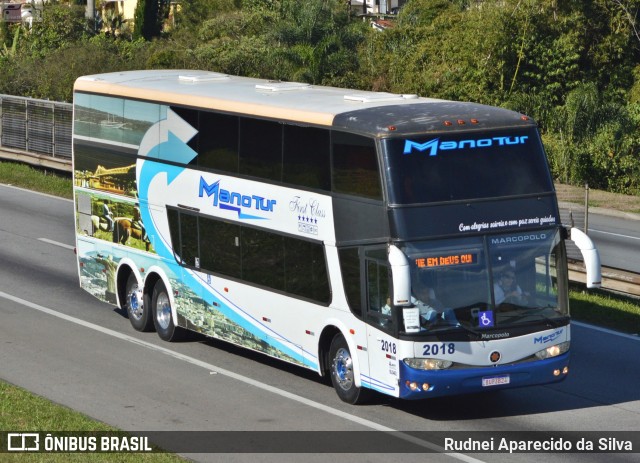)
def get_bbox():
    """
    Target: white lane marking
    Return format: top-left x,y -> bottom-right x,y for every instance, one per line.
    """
38,238 -> 75,250
0,290 -> 482,463
589,229 -> 640,241
572,321 -> 640,340
0,183 -> 73,202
